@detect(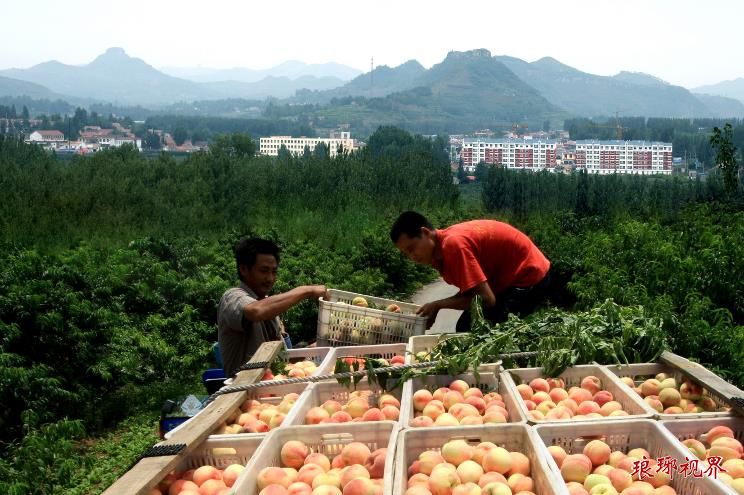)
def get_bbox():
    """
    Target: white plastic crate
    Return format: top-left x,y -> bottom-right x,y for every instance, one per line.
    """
399,372 -> 527,428
660,417 -> 744,495
281,346 -> 336,377
289,379 -> 404,426
393,424 -> 566,495
164,382 -> 312,440
502,364 -> 653,424
232,422 -> 399,495
605,362 -> 734,420
534,419 -> 731,495
405,334 -> 502,373
316,289 -> 426,347
329,343 -> 408,367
